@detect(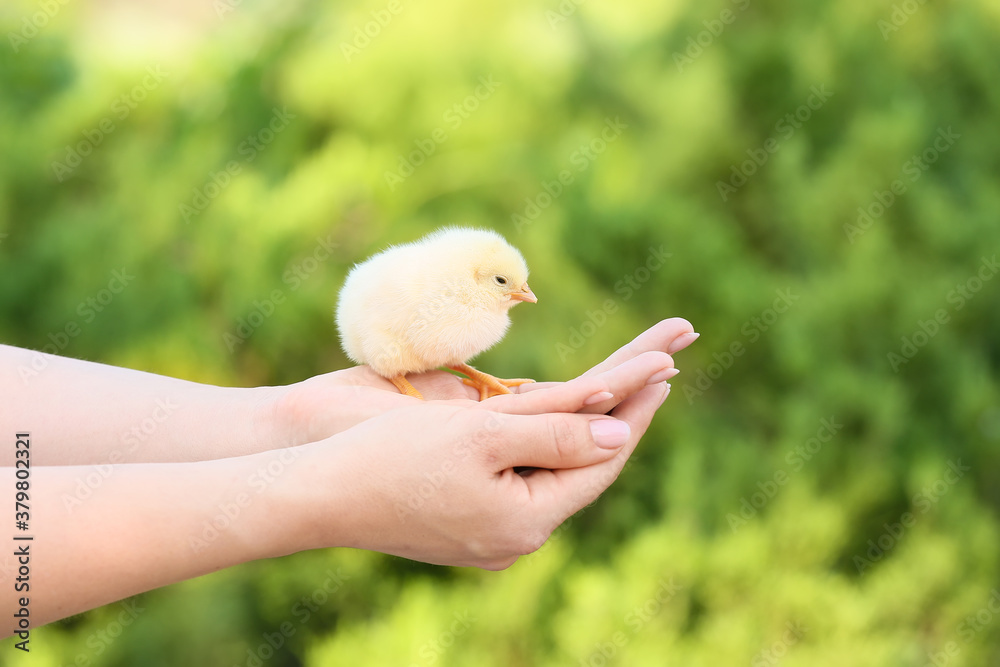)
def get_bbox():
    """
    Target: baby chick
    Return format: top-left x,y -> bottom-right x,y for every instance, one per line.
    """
336,227 -> 537,400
